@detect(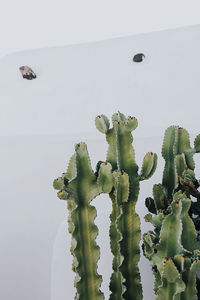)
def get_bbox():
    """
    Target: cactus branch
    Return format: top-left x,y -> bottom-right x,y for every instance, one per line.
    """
96,112 -> 157,300
53,142 -> 113,300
